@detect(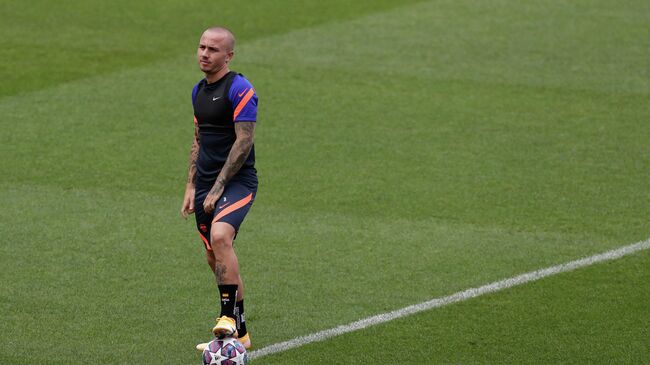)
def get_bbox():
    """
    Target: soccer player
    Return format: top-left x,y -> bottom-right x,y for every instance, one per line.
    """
180,27 -> 258,351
